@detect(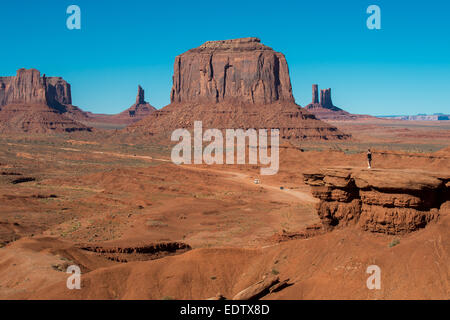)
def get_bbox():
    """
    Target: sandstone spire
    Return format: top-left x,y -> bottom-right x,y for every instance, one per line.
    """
320,88 -> 333,108
136,85 -> 145,105
116,85 -> 156,121
312,84 -> 319,104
